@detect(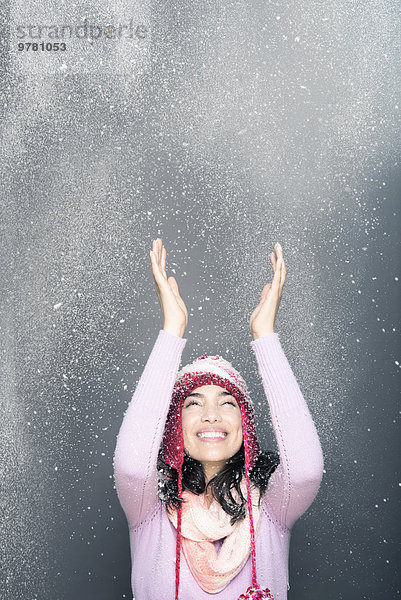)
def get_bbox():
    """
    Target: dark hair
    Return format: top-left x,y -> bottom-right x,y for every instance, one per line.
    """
157,443 -> 280,526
